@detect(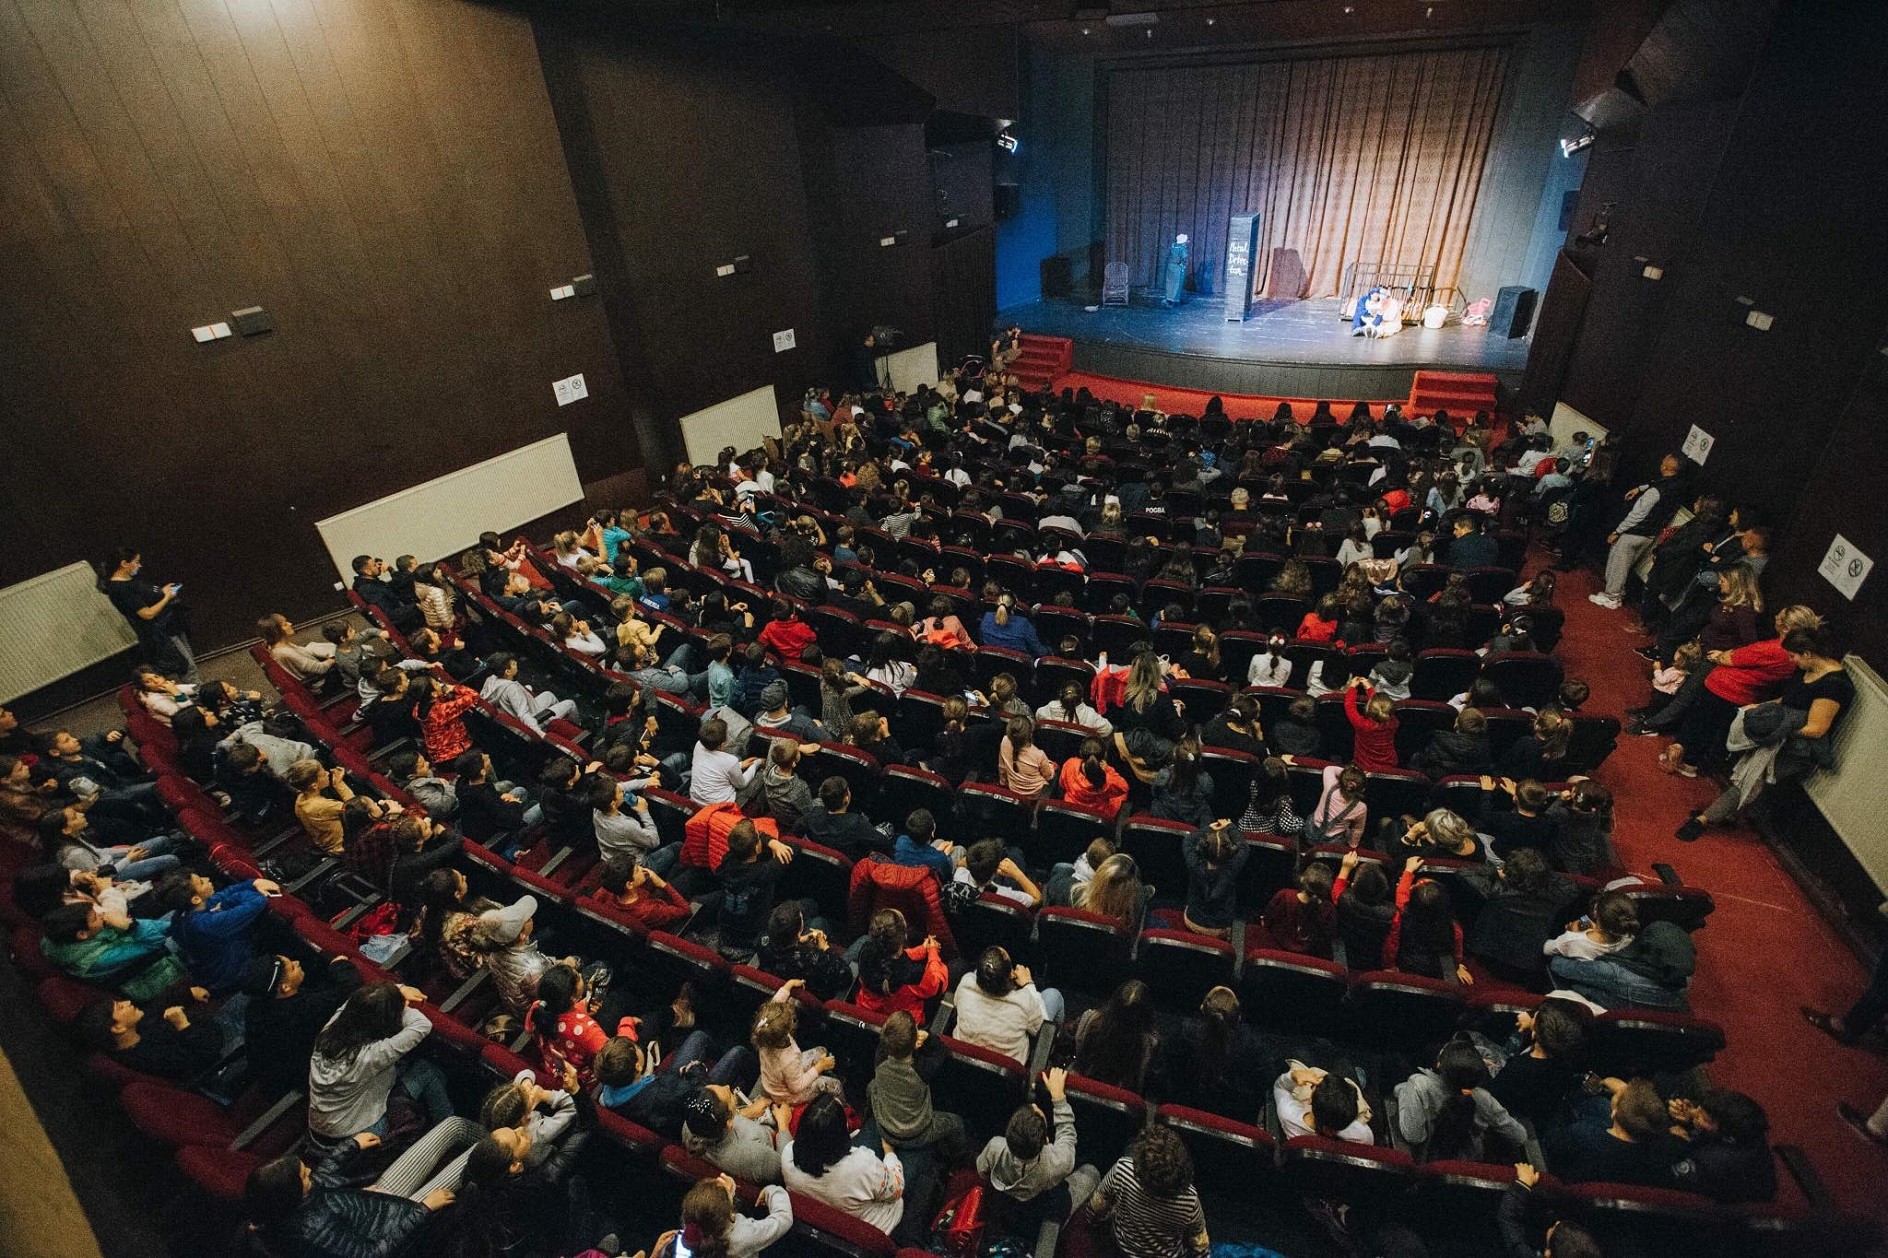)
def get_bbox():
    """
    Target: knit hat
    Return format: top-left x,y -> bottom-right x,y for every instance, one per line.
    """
244,955 -> 285,996
479,894 -> 538,945
759,680 -> 790,712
